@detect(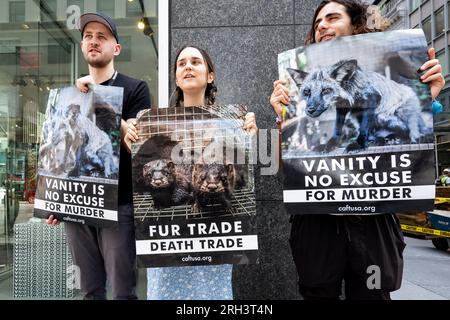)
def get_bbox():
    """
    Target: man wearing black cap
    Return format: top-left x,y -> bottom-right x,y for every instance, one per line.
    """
47,12 -> 150,300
